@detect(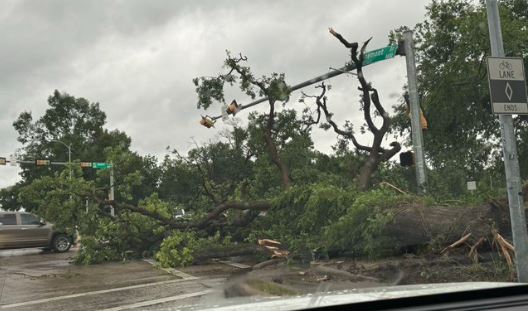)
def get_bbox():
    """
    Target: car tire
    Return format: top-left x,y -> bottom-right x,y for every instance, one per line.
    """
52,234 -> 71,253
